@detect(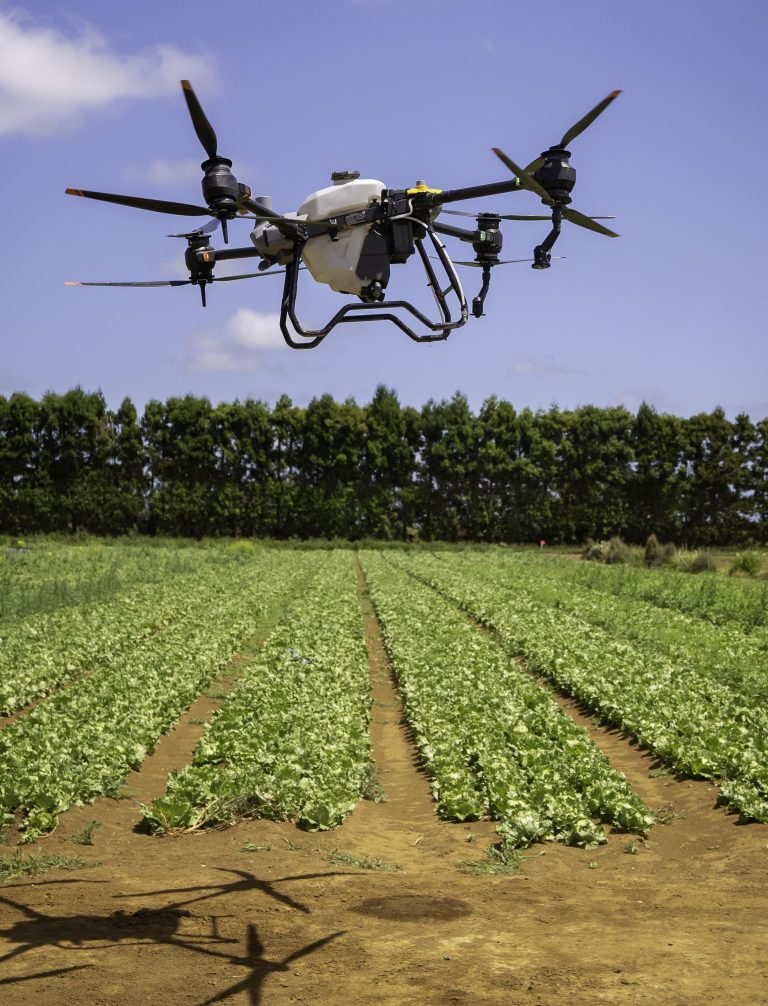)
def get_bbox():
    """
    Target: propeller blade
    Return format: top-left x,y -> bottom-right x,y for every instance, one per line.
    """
454,259 -> 533,267
522,92 -> 621,176
65,280 -> 192,287
180,79 -> 218,160
559,90 -> 622,149
167,219 -> 220,238
442,209 -> 552,221
523,155 -> 545,175
66,188 -> 210,217
562,206 -> 619,237
495,213 -> 553,221
453,256 -> 565,267
213,271 -> 286,281
65,271 -> 286,288
491,150 -> 553,205
497,212 -> 615,223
